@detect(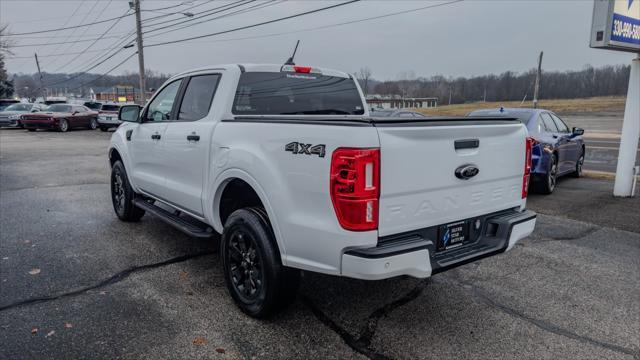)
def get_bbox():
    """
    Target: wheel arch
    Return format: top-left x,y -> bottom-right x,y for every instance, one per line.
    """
209,169 -> 287,261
